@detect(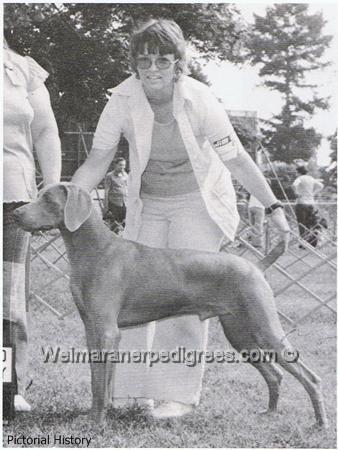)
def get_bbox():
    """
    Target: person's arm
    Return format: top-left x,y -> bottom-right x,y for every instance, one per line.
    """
203,92 -> 290,247
224,152 -> 290,247
29,85 -> 61,185
292,178 -> 299,197
224,152 -> 276,208
72,148 -> 116,192
313,179 -> 324,195
72,94 -> 122,192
